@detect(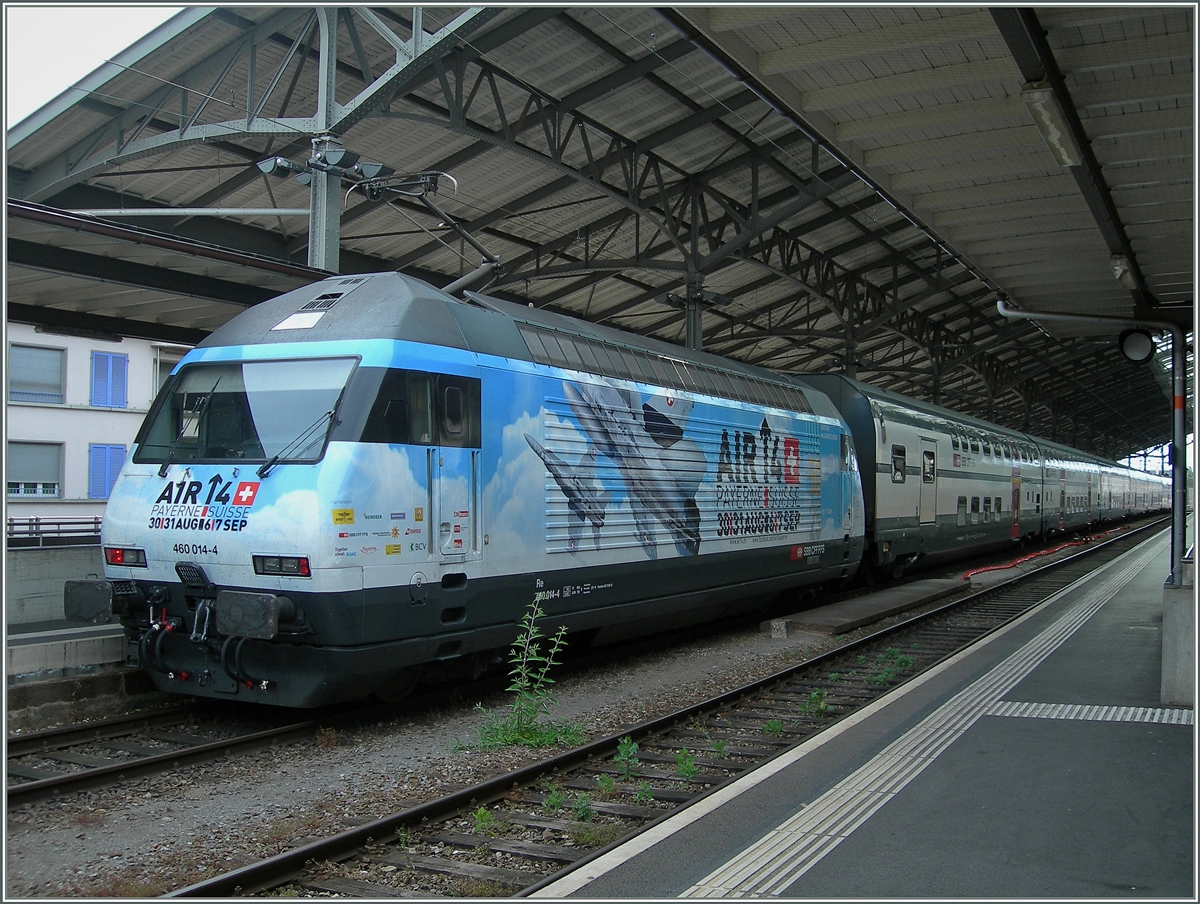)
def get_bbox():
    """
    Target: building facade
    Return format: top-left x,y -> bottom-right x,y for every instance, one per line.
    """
6,322 -> 189,527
